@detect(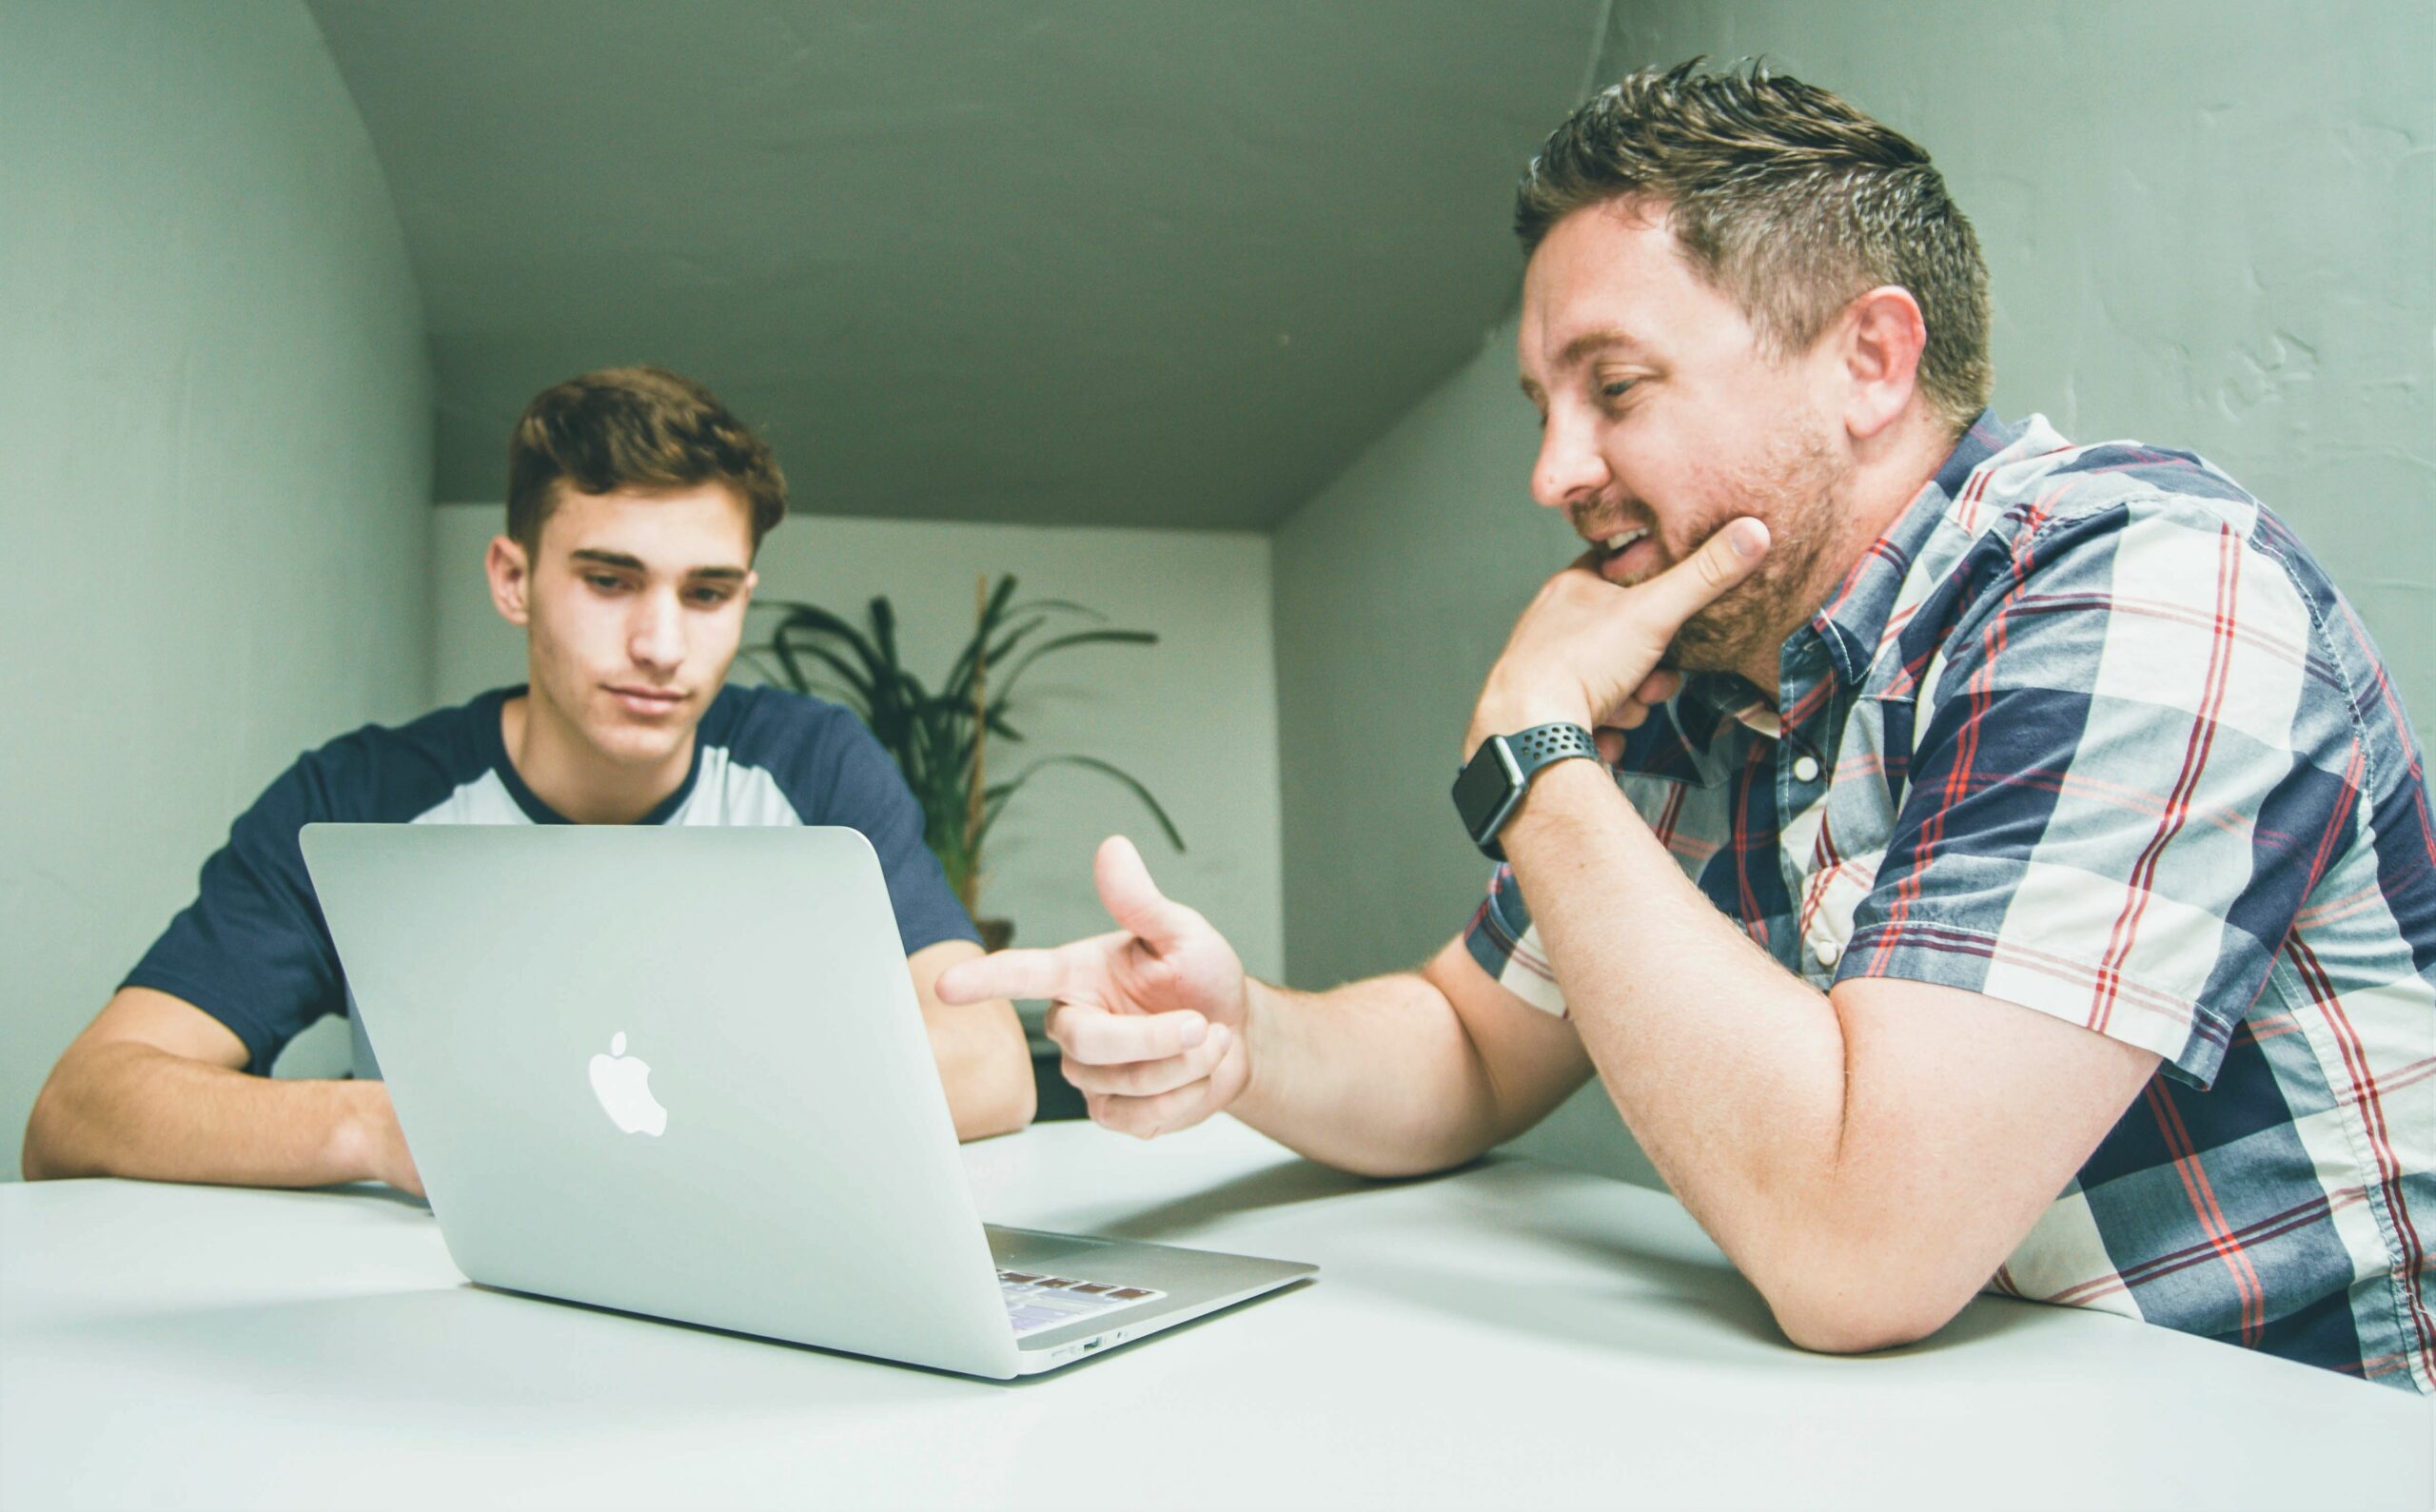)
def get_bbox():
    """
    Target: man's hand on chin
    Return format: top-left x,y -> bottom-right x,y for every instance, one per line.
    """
1466,517 -> 1768,763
